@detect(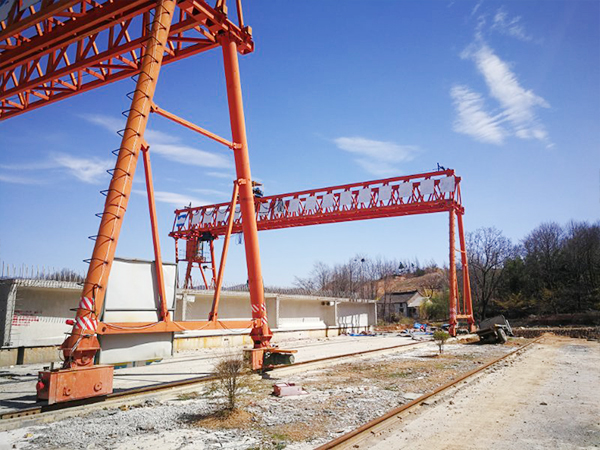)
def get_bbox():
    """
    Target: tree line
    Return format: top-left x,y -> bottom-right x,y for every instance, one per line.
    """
294,220 -> 600,321
469,220 -> 600,320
